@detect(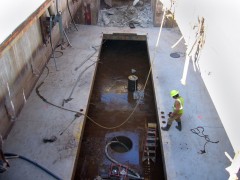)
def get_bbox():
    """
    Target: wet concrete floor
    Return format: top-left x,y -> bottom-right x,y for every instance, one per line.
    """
74,40 -> 165,179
